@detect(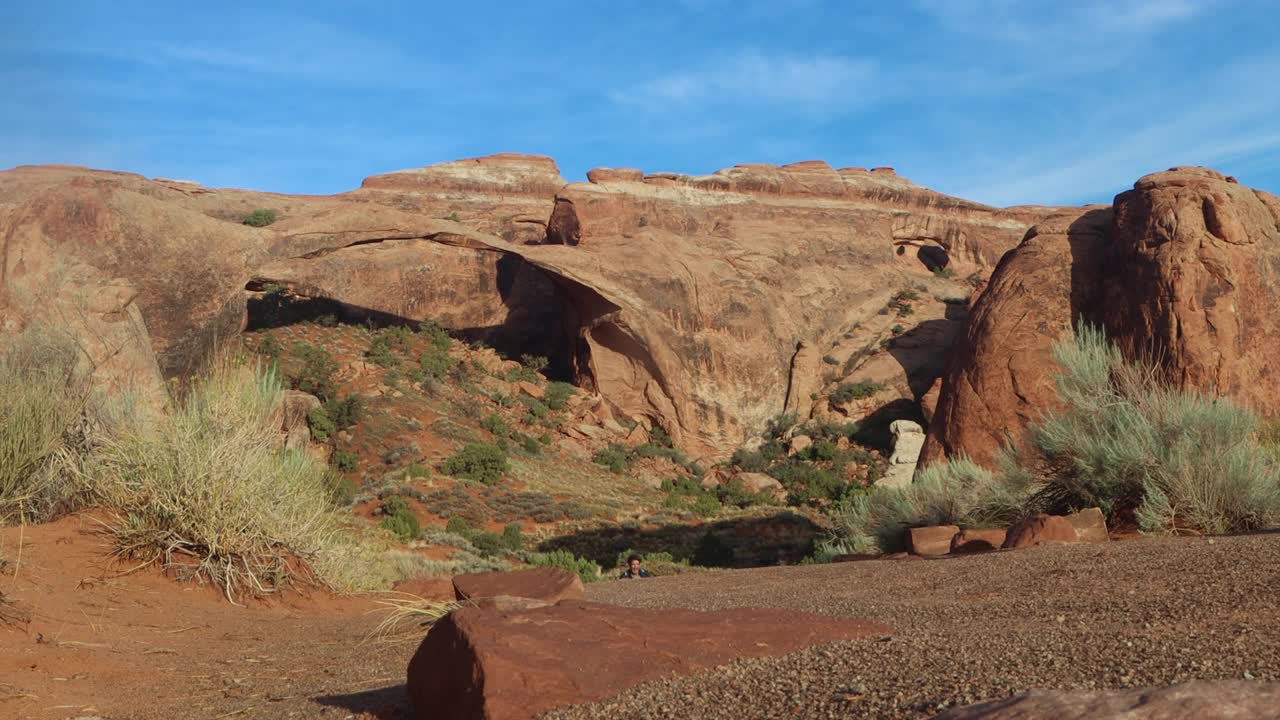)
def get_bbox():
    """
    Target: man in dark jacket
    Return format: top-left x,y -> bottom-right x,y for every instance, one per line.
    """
618,554 -> 653,579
